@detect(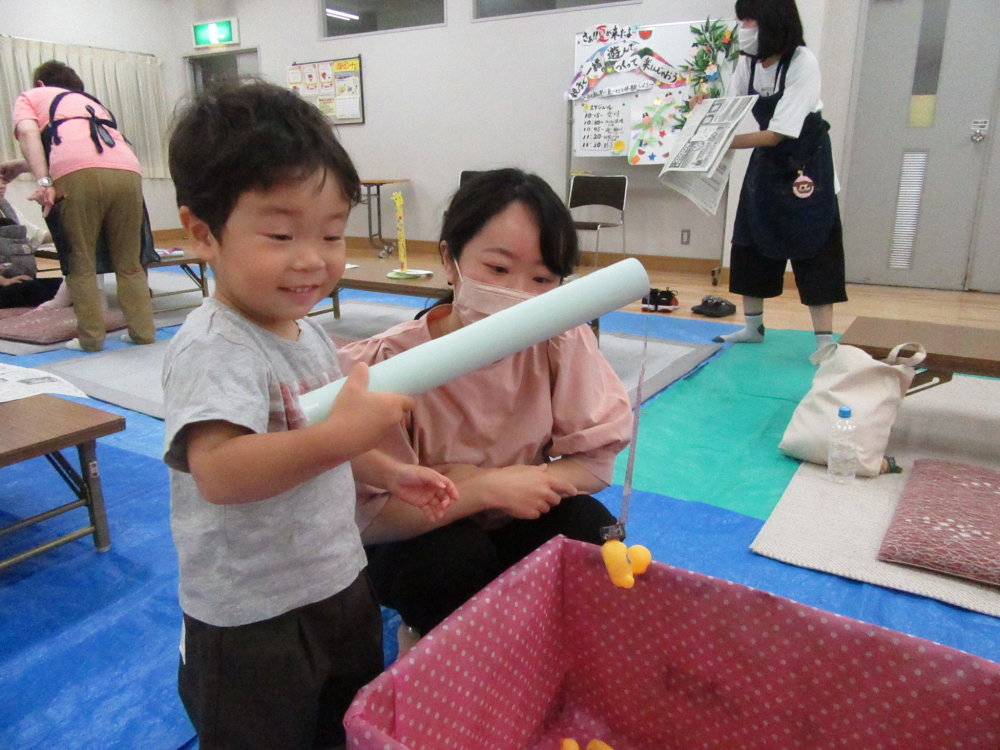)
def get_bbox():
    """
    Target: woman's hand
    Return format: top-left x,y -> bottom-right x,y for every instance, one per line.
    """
0,274 -> 31,287
687,92 -> 708,109
387,463 -> 459,521
28,186 -> 57,216
465,464 -> 578,520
